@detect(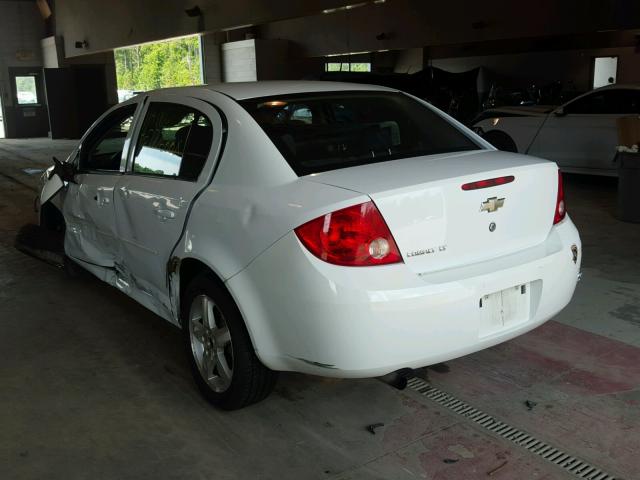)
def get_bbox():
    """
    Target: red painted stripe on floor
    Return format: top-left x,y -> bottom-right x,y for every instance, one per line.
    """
425,320 -> 640,479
